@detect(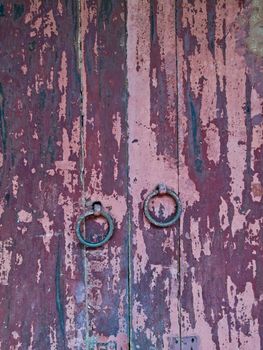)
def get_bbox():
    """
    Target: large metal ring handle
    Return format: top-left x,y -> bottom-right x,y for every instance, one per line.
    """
144,183 -> 182,227
76,203 -> 114,248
